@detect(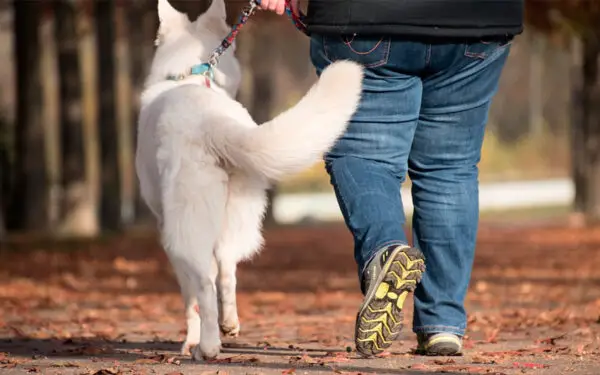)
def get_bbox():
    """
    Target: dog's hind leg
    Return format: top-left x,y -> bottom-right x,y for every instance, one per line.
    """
215,173 -> 268,337
215,258 -> 239,337
191,256 -> 222,360
174,256 -> 218,356
161,170 -> 228,360
172,259 -> 200,355
170,256 -> 219,361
